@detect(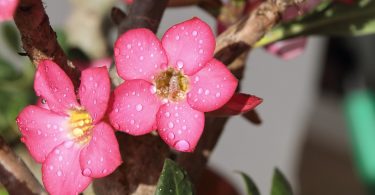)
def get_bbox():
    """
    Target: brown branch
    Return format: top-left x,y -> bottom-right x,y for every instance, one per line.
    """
14,0 -> 80,88
0,136 -> 45,195
118,0 -> 169,35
